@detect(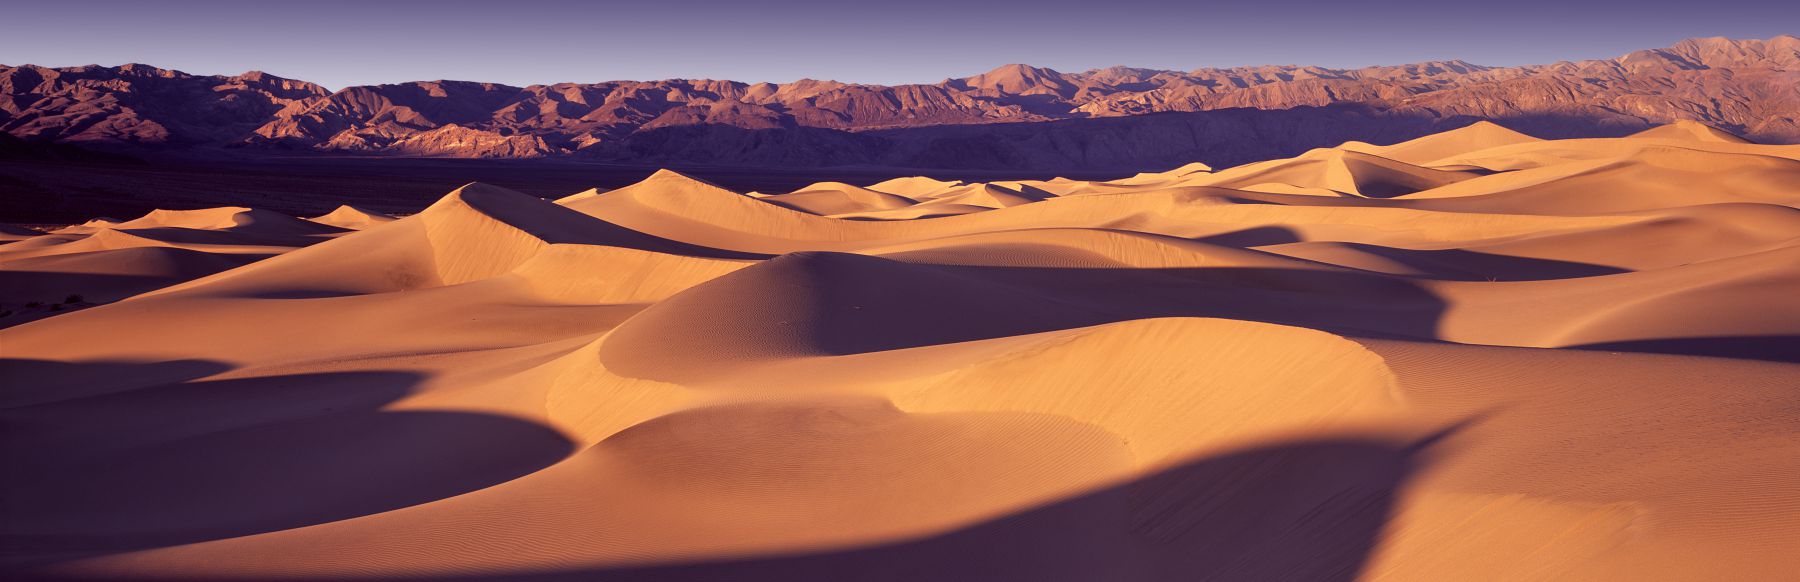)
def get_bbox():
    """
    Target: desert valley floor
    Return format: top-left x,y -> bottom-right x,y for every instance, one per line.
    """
2,120 -> 1798,581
